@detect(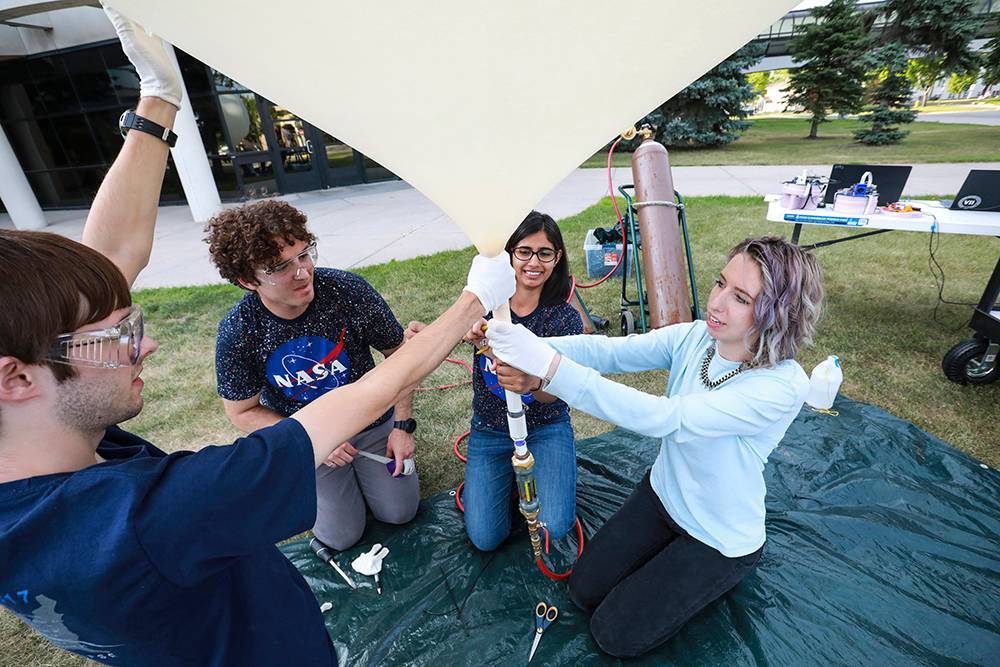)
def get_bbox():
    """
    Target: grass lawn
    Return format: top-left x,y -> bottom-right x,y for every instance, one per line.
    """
581,118 -> 1000,167
3,195 -> 998,665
